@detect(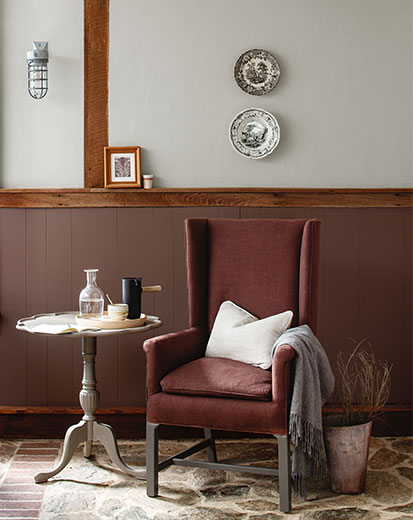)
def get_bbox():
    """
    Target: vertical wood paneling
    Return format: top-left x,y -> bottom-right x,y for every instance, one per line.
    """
218,208 -> 240,219
241,208 -> 307,220
0,207 -> 411,408
26,210 -> 47,405
403,209 -> 412,403
0,209 -> 27,405
46,209 -> 73,405
360,209 -> 405,402
318,209 -> 361,394
240,208 -> 261,219
153,209 -> 175,335
72,208 -> 118,406
259,208 -> 307,220
117,208 -> 154,407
